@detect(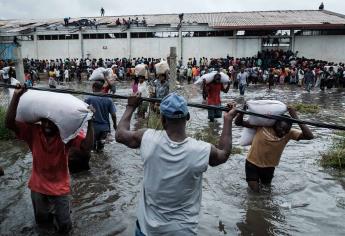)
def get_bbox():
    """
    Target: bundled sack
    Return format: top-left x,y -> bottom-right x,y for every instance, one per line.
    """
135,64 -> 147,77
239,128 -> 257,146
15,90 -> 93,143
155,61 -> 170,75
194,71 -> 230,85
89,67 -> 113,81
247,100 -> 287,126
239,100 -> 287,146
